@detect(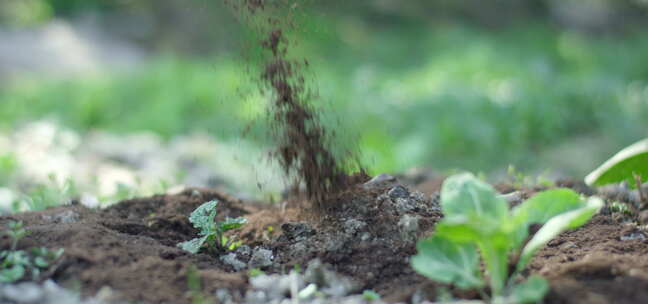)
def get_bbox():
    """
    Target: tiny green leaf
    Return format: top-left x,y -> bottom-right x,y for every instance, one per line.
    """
188,200 -> 219,233
516,197 -> 603,271
362,289 -> 381,301
509,275 -> 549,304
178,235 -> 208,254
411,235 -> 483,290
220,217 -> 247,231
585,138 -> 648,188
34,256 -> 49,268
